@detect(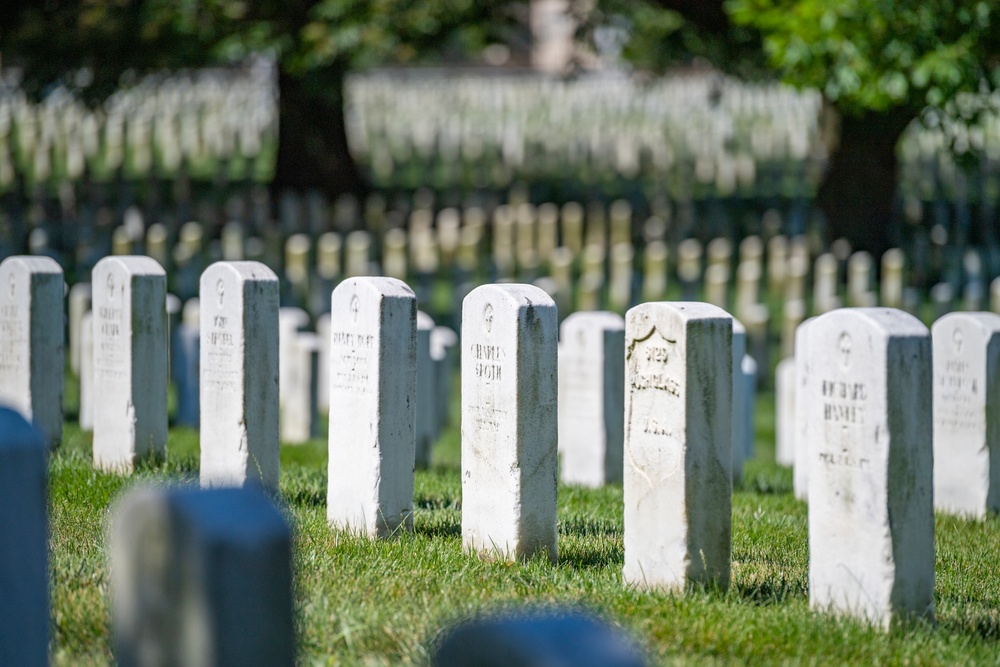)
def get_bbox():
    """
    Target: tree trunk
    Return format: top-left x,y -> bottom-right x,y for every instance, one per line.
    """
272,67 -> 368,201
815,107 -> 916,257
